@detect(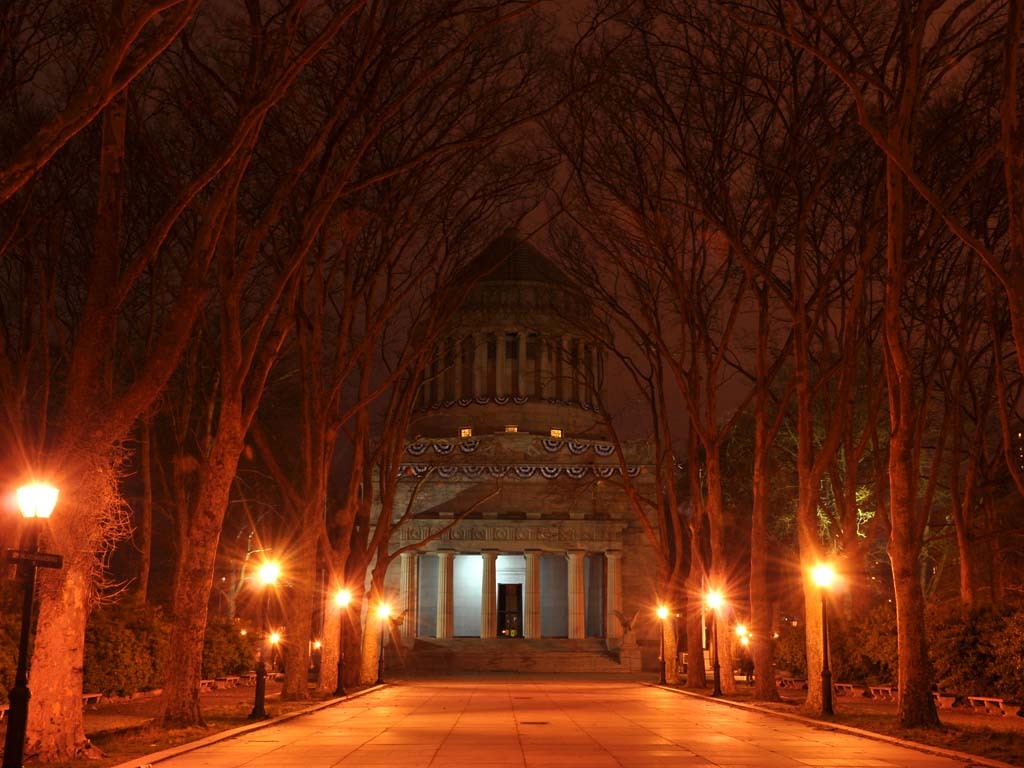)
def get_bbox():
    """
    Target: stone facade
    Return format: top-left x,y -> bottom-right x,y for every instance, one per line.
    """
377,234 -> 660,660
